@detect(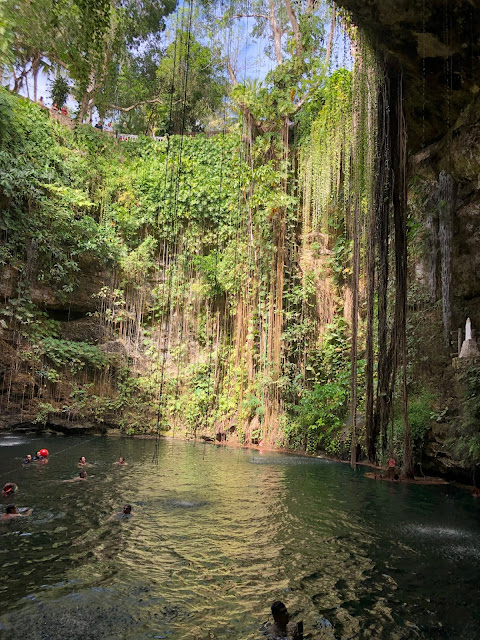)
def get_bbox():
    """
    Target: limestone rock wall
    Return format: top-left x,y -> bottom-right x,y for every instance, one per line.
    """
0,254 -> 119,433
